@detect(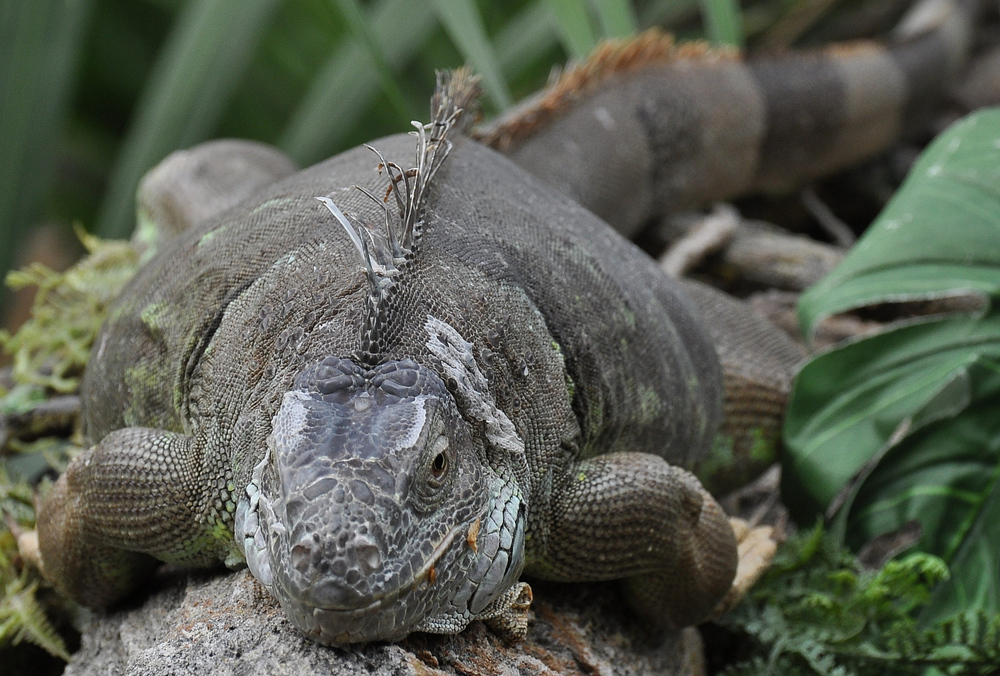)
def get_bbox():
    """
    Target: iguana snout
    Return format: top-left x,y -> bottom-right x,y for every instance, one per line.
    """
235,356 -> 526,645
